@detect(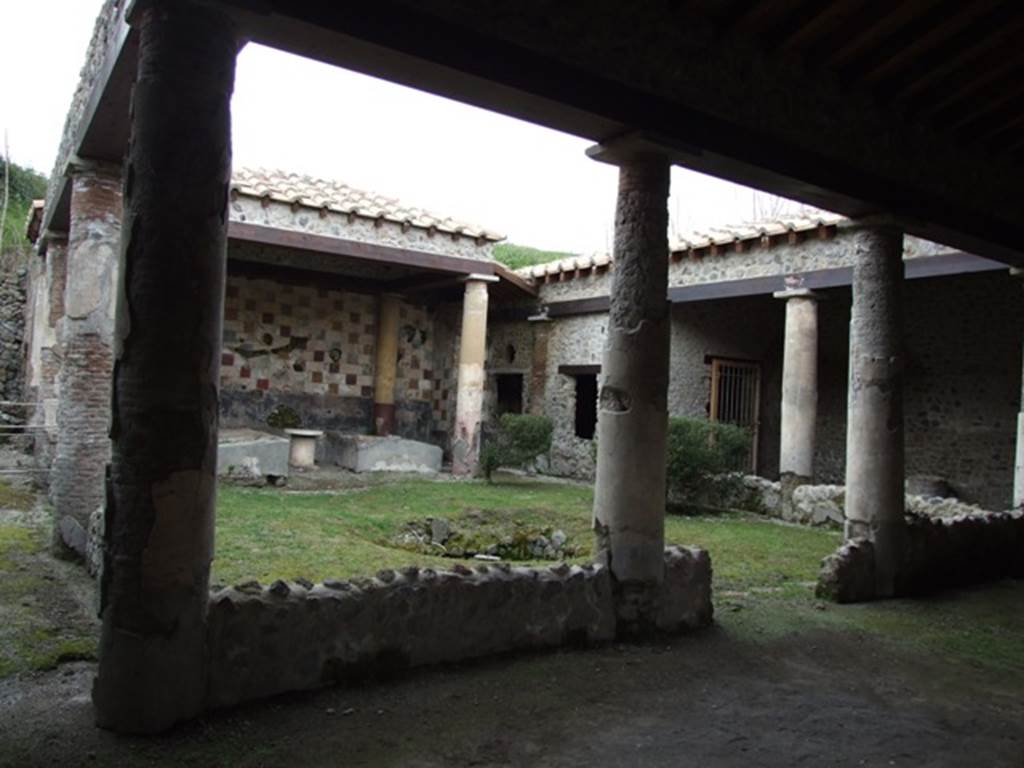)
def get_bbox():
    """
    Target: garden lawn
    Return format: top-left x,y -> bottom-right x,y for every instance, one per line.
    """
214,474 -> 1024,676
0,490 -> 97,678
212,474 -> 839,593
